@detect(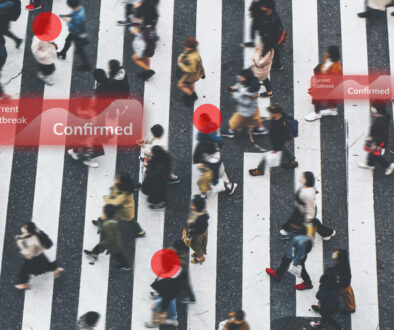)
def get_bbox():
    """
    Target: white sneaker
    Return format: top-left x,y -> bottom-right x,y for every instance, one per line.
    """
385,163 -> 394,176
320,108 -> 338,117
280,229 -> 289,236
37,72 -> 54,86
358,163 -> 375,170
67,148 -> 80,160
305,112 -> 322,122
323,229 -> 336,241
83,159 -> 99,168
164,319 -> 179,326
